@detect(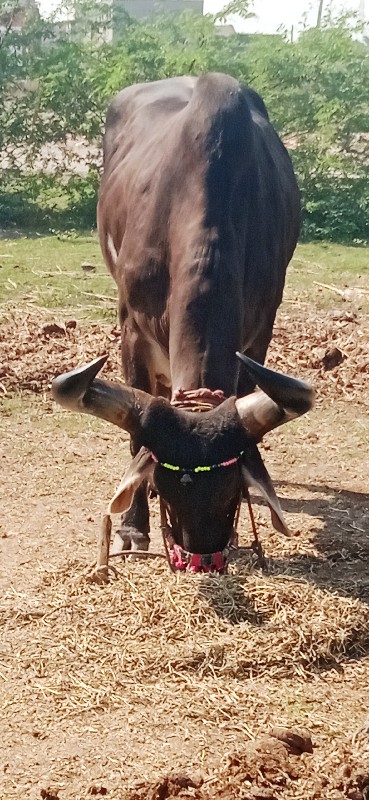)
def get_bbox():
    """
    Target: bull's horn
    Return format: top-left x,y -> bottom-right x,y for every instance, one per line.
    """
52,355 -> 109,410
235,353 -> 314,438
52,355 -> 152,435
